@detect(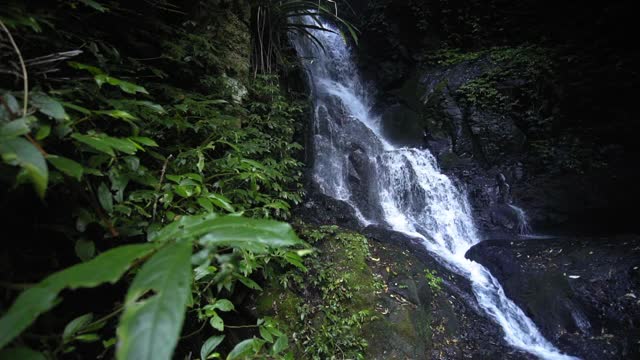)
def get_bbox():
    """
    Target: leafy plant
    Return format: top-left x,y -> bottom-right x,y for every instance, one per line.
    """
424,269 -> 443,293
0,2 -> 314,359
258,225 -> 383,359
252,0 -> 359,74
